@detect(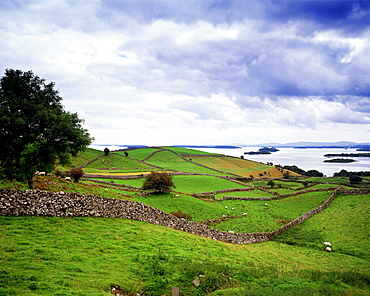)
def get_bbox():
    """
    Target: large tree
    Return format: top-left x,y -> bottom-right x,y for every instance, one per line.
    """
0,69 -> 94,185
